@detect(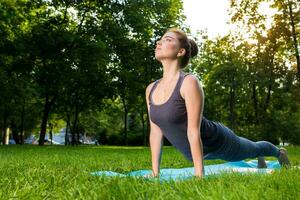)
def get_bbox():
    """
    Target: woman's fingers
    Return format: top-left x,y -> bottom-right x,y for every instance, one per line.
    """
142,172 -> 159,178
